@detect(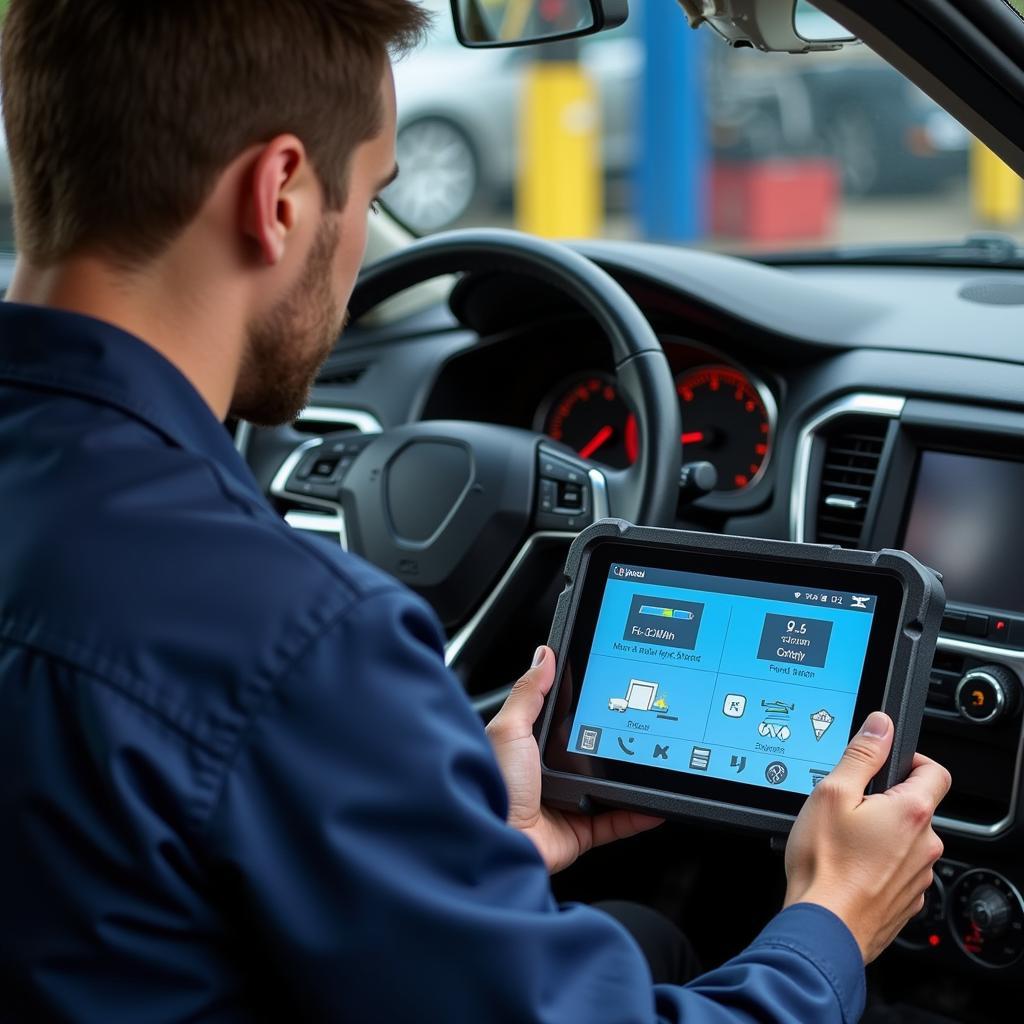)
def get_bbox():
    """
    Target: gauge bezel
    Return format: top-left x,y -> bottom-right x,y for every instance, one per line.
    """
674,361 -> 779,495
533,345 -> 780,505
533,370 -> 638,469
